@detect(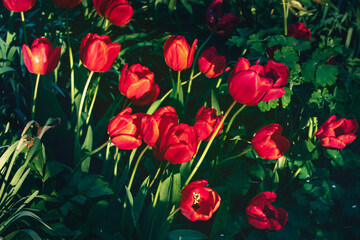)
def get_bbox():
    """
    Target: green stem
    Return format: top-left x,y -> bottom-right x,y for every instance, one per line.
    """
66,10 -> 75,114
20,12 -> 28,45
222,104 -> 246,142
31,74 -> 41,119
176,71 -> 181,97
149,162 -> 163,188
103,18 -> 110,32
216,147 -> 252,168
90,139 -> 111,156
76,71 -> 94,139
86,77 -> 100,124
166,207 -> 180,221
216,75 -> 223,89
127,145 -> 150,191
282,0 -> 288,35
185,101 -> 237,186
160,80 -> 188,102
